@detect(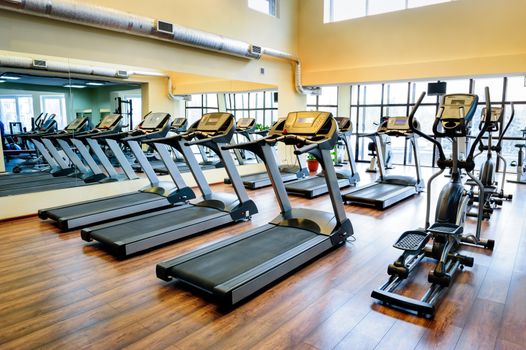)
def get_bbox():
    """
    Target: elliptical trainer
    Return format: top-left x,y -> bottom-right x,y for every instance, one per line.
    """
467,104 -> 515,219
509,127 -> 526,184
371,88 -> 495,318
